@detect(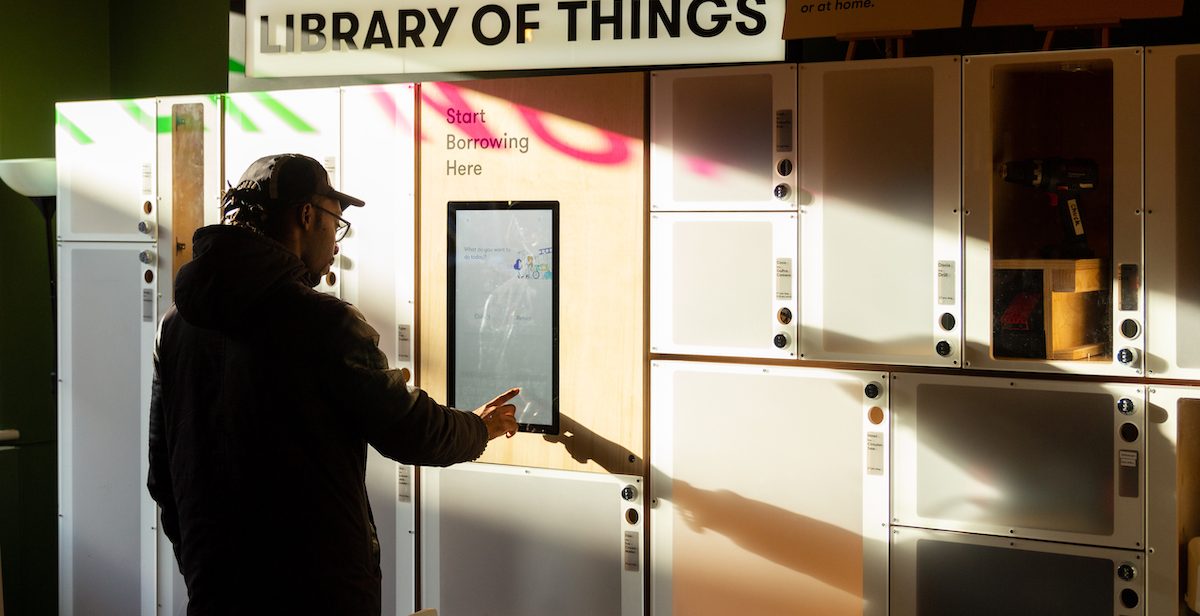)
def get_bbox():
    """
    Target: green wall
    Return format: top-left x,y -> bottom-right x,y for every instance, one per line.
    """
0,1 -> 225,612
